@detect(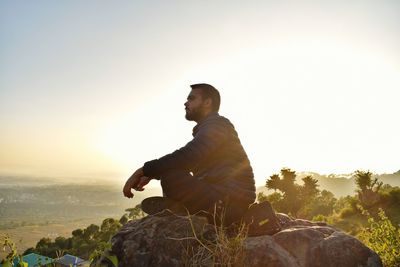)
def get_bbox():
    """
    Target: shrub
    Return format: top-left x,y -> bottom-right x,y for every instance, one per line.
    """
339,207 -> 356,218
359,209 -> 400,267
0,236 -> 27,267
312,214 -> 328,223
